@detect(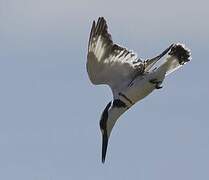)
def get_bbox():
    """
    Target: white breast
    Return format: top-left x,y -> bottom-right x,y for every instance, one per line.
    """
120,69 -> 166,105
